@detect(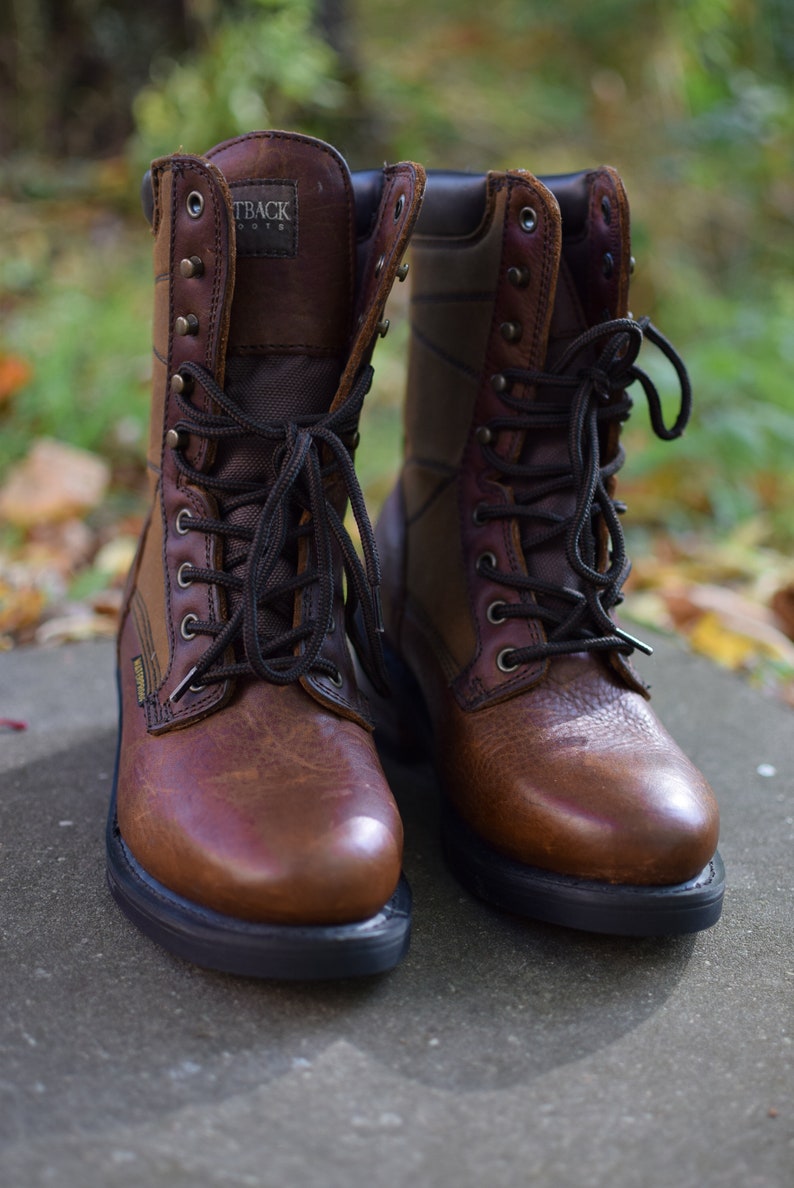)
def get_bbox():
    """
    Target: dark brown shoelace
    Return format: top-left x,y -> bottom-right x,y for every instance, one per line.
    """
165,362 -> 386,702
475,317 -> 692,665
